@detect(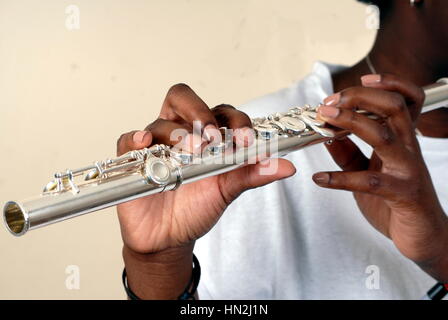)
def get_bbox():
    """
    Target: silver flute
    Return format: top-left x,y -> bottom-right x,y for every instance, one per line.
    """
4,79 -> 448,236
